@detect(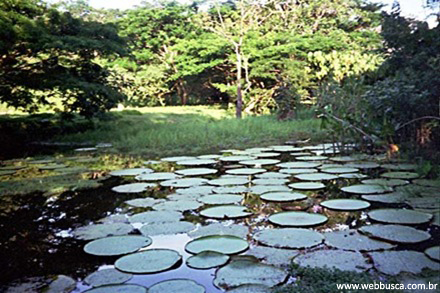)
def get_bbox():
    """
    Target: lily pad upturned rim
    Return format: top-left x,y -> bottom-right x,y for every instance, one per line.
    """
260,192 -> 307,202
268,211 -> 328,227
320,199 -> 370,211
359,224 -> 431,244
114,249 -> 182,274
186,251 -> 230,269
83,235 -> 152,256
341,184 -> 393,194
83,284 -> 147,293
185,235 -> 249,255
424,246 -> 440,261
288,182 -> 326,190
254,228 -> 324,249
200,205 -> 253,219
83,268 -> 133,287
175,168 -> 218,176
148,279 -> 205,293
367,208 -> 433,225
